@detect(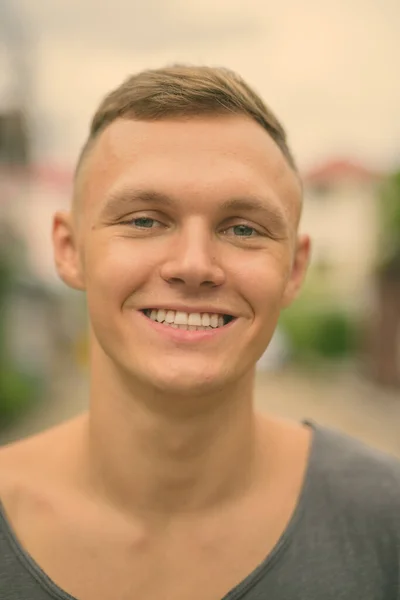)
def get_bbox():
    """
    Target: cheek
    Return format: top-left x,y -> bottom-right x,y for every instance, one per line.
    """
84,237 -> 154,307
233,250 -> 292,314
